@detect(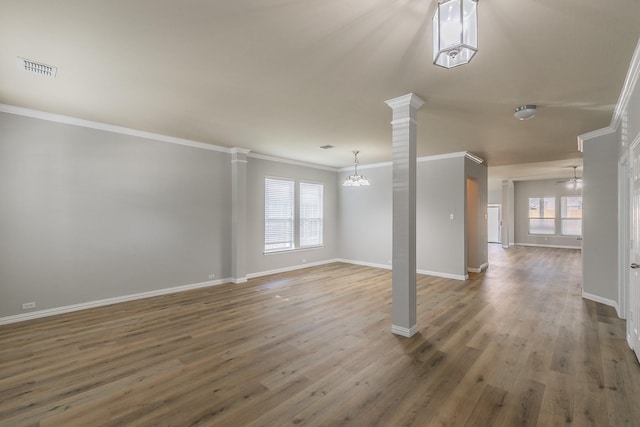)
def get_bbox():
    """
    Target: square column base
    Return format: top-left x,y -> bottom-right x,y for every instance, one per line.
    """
391,324 -> 418,337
